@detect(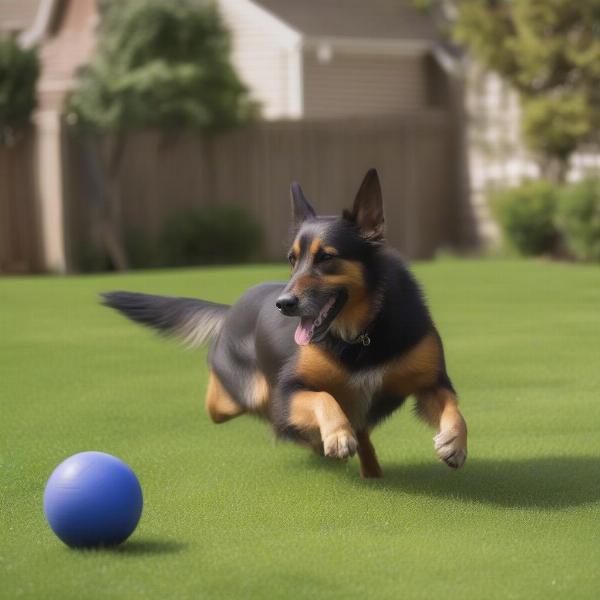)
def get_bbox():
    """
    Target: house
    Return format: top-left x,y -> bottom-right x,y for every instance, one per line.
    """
465,63 -> 600,244
1,0 -> 98,273
2,0 -> 98,110
0,0 -> 42,38
1,0 -> 473,273
6,0 -> 452,122
218,0 -> 453,120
